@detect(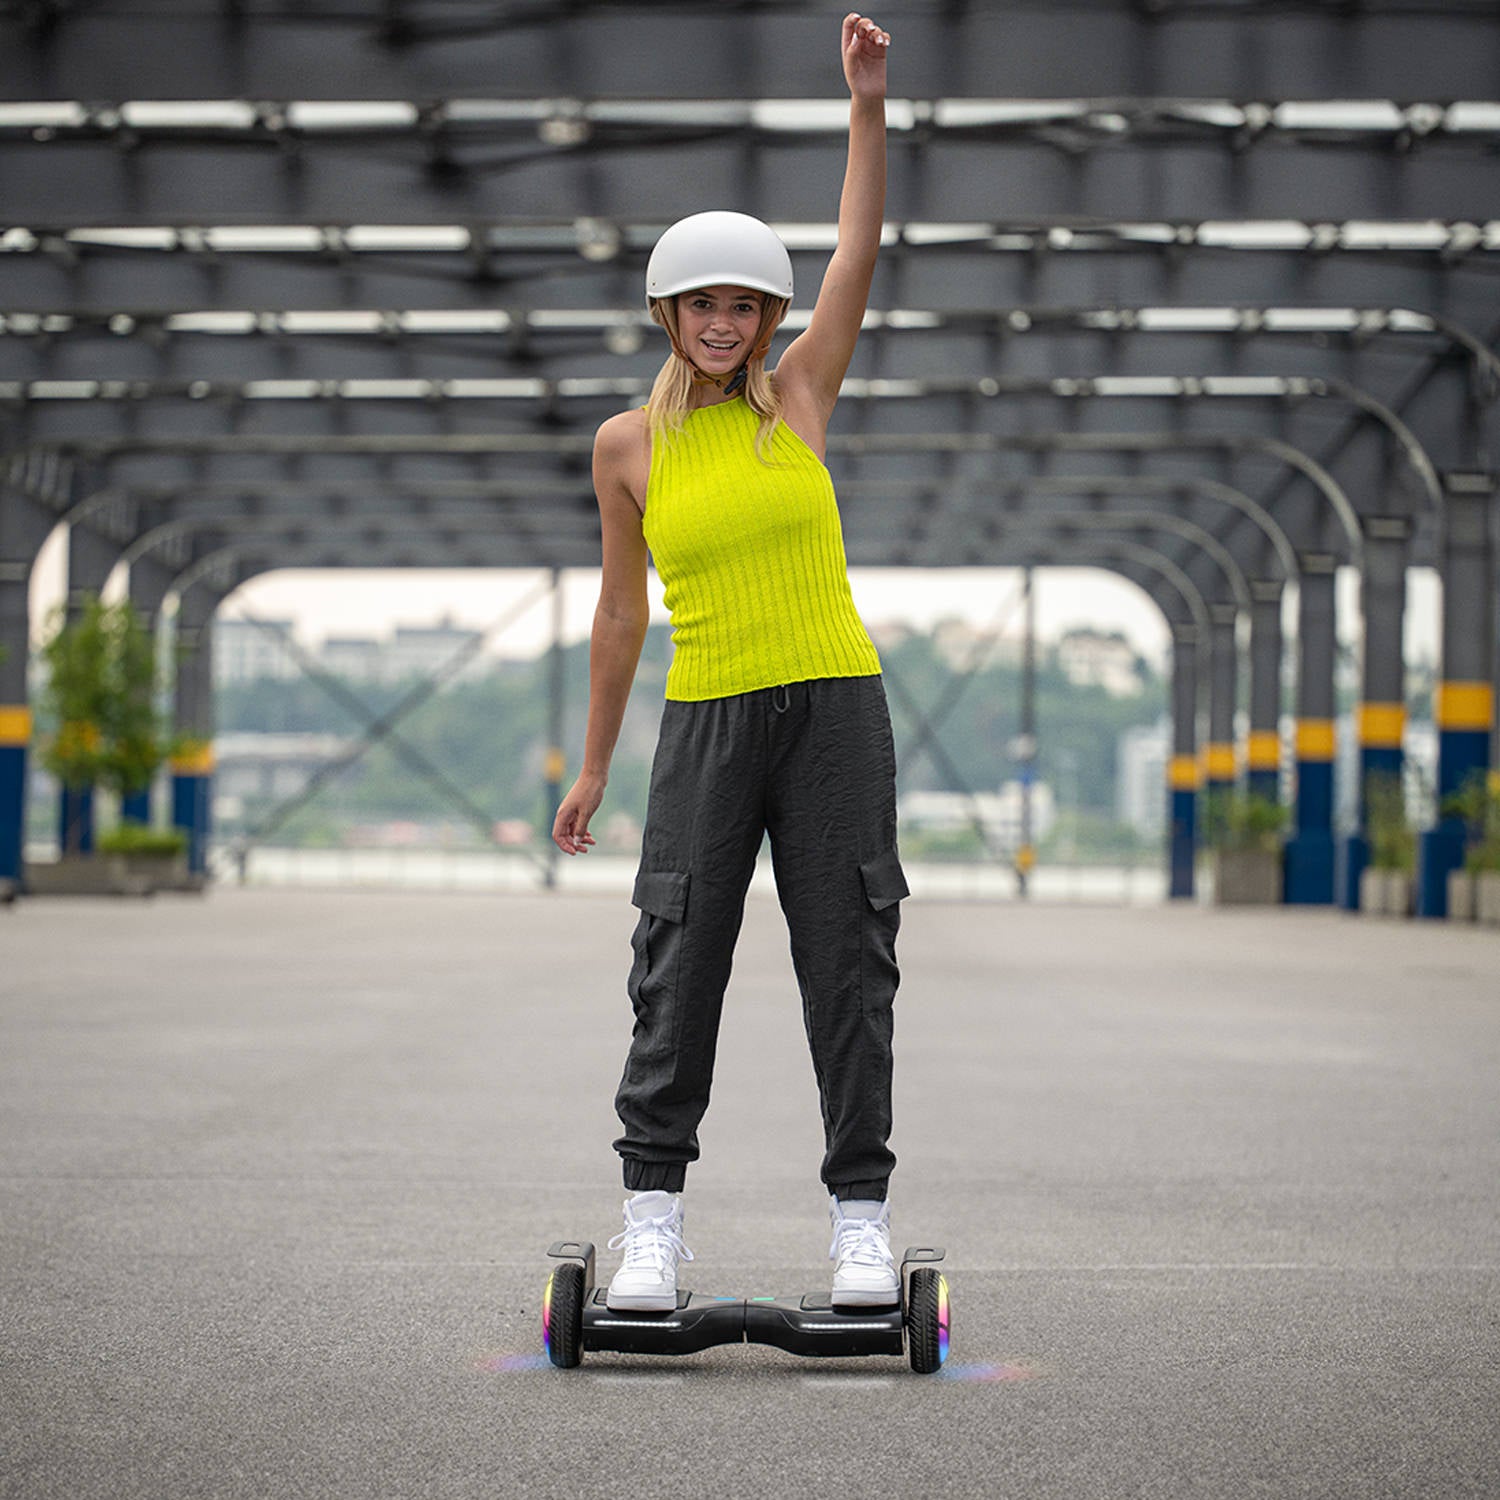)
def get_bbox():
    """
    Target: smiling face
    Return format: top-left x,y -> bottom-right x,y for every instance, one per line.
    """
674,285 -> 767,377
